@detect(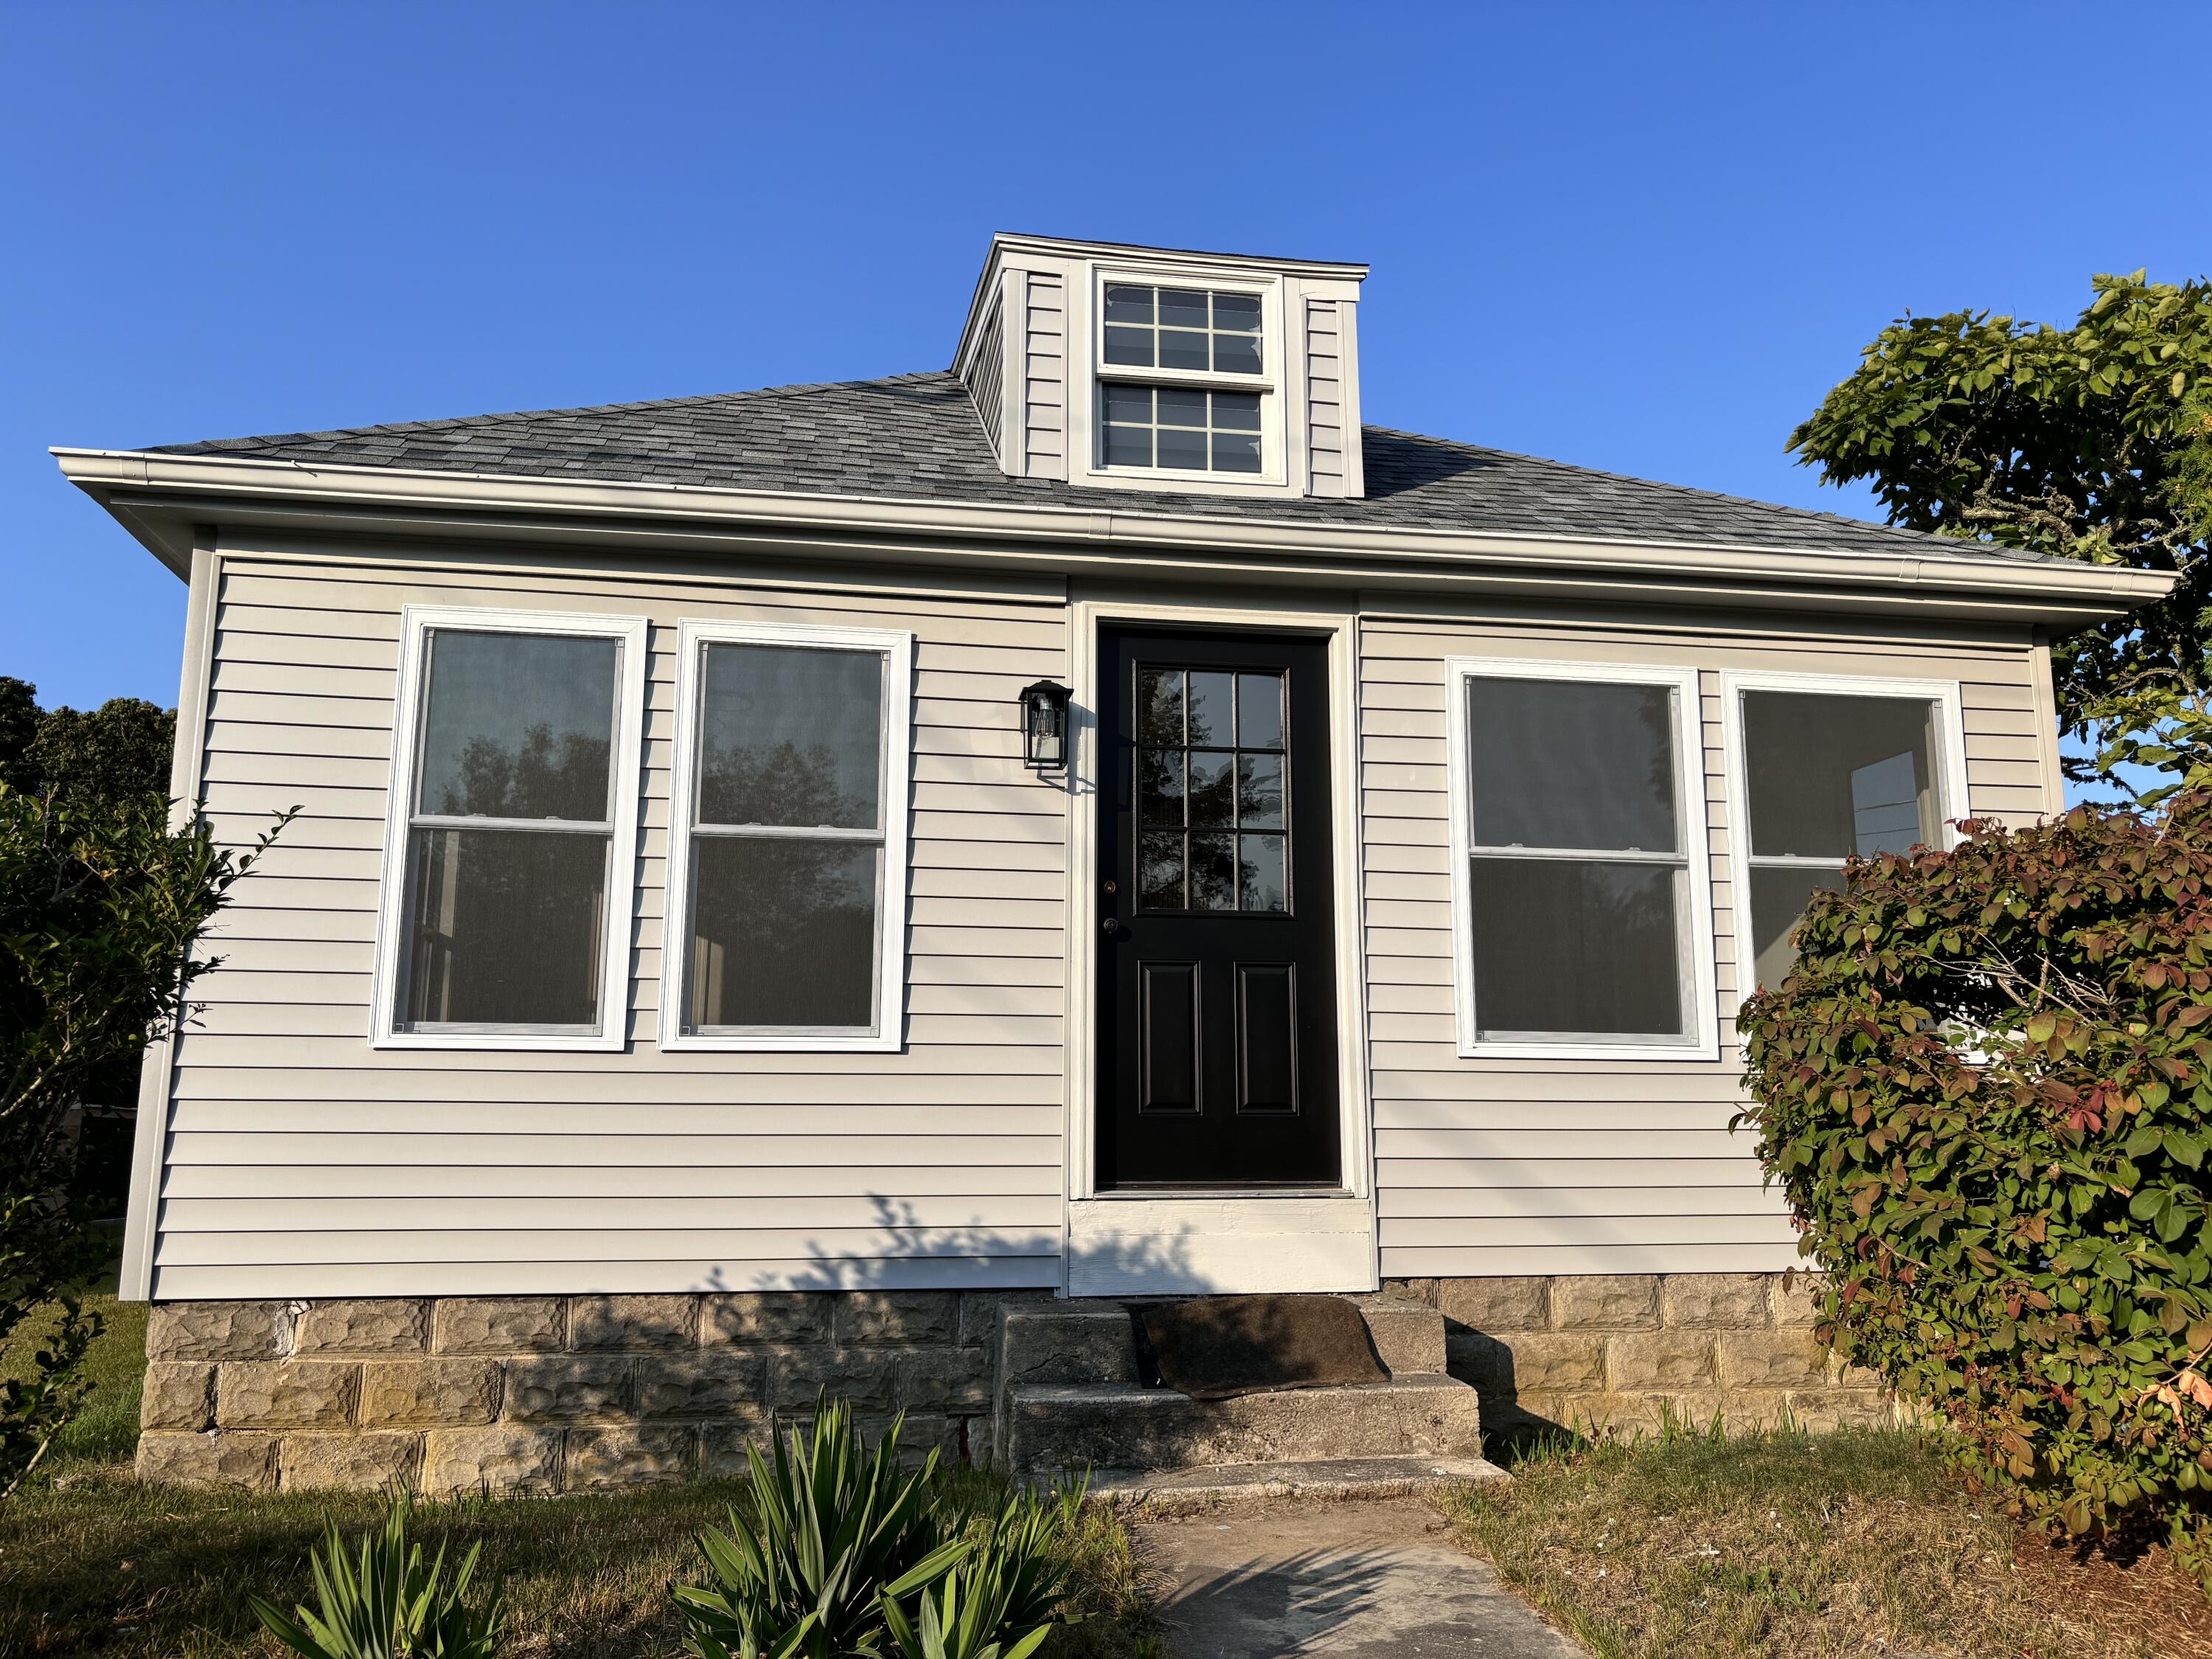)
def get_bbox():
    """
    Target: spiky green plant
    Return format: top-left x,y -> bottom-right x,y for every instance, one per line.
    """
879,1478 -> 1086,1659
674,1397 -> 967,1659
247,1494 -> 505,1658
